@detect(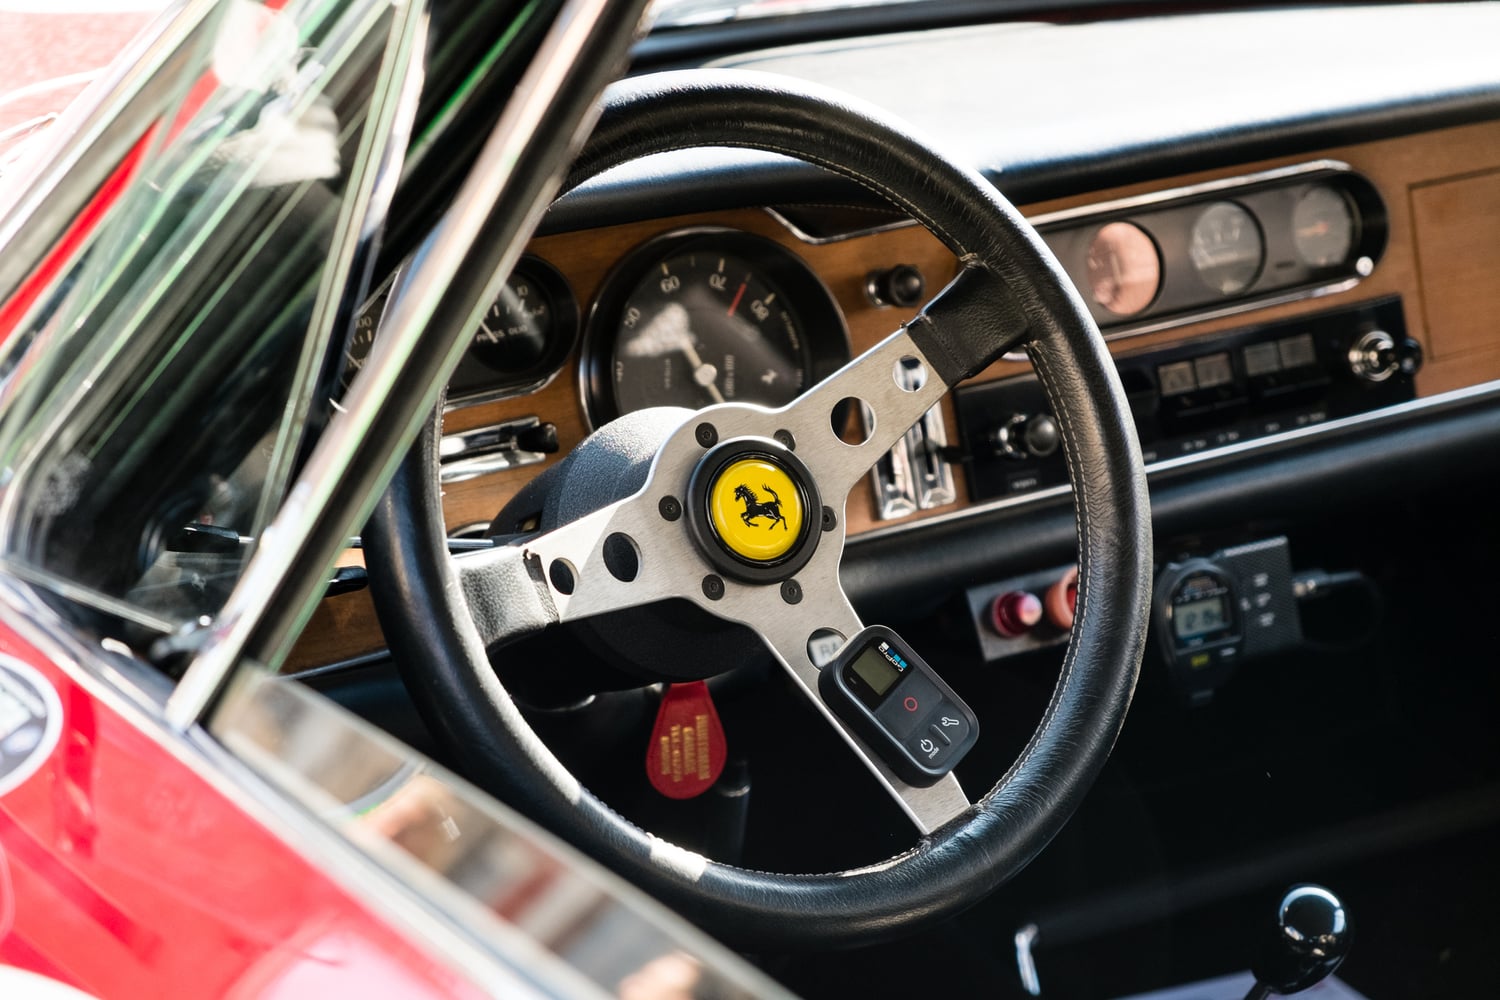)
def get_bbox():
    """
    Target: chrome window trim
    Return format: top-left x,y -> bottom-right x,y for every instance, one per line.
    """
851,378 -> 1500,546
